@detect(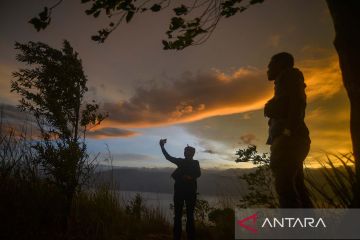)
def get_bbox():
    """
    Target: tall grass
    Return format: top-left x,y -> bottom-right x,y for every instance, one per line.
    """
0,114 -> 172,240
305,153 -> 356,208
